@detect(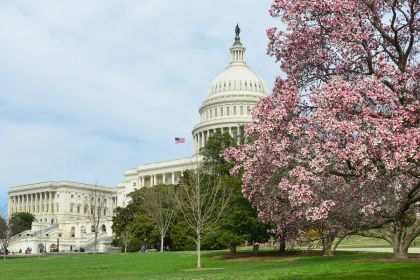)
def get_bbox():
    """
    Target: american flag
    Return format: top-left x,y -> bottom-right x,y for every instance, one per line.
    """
175,137 -> 185,144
